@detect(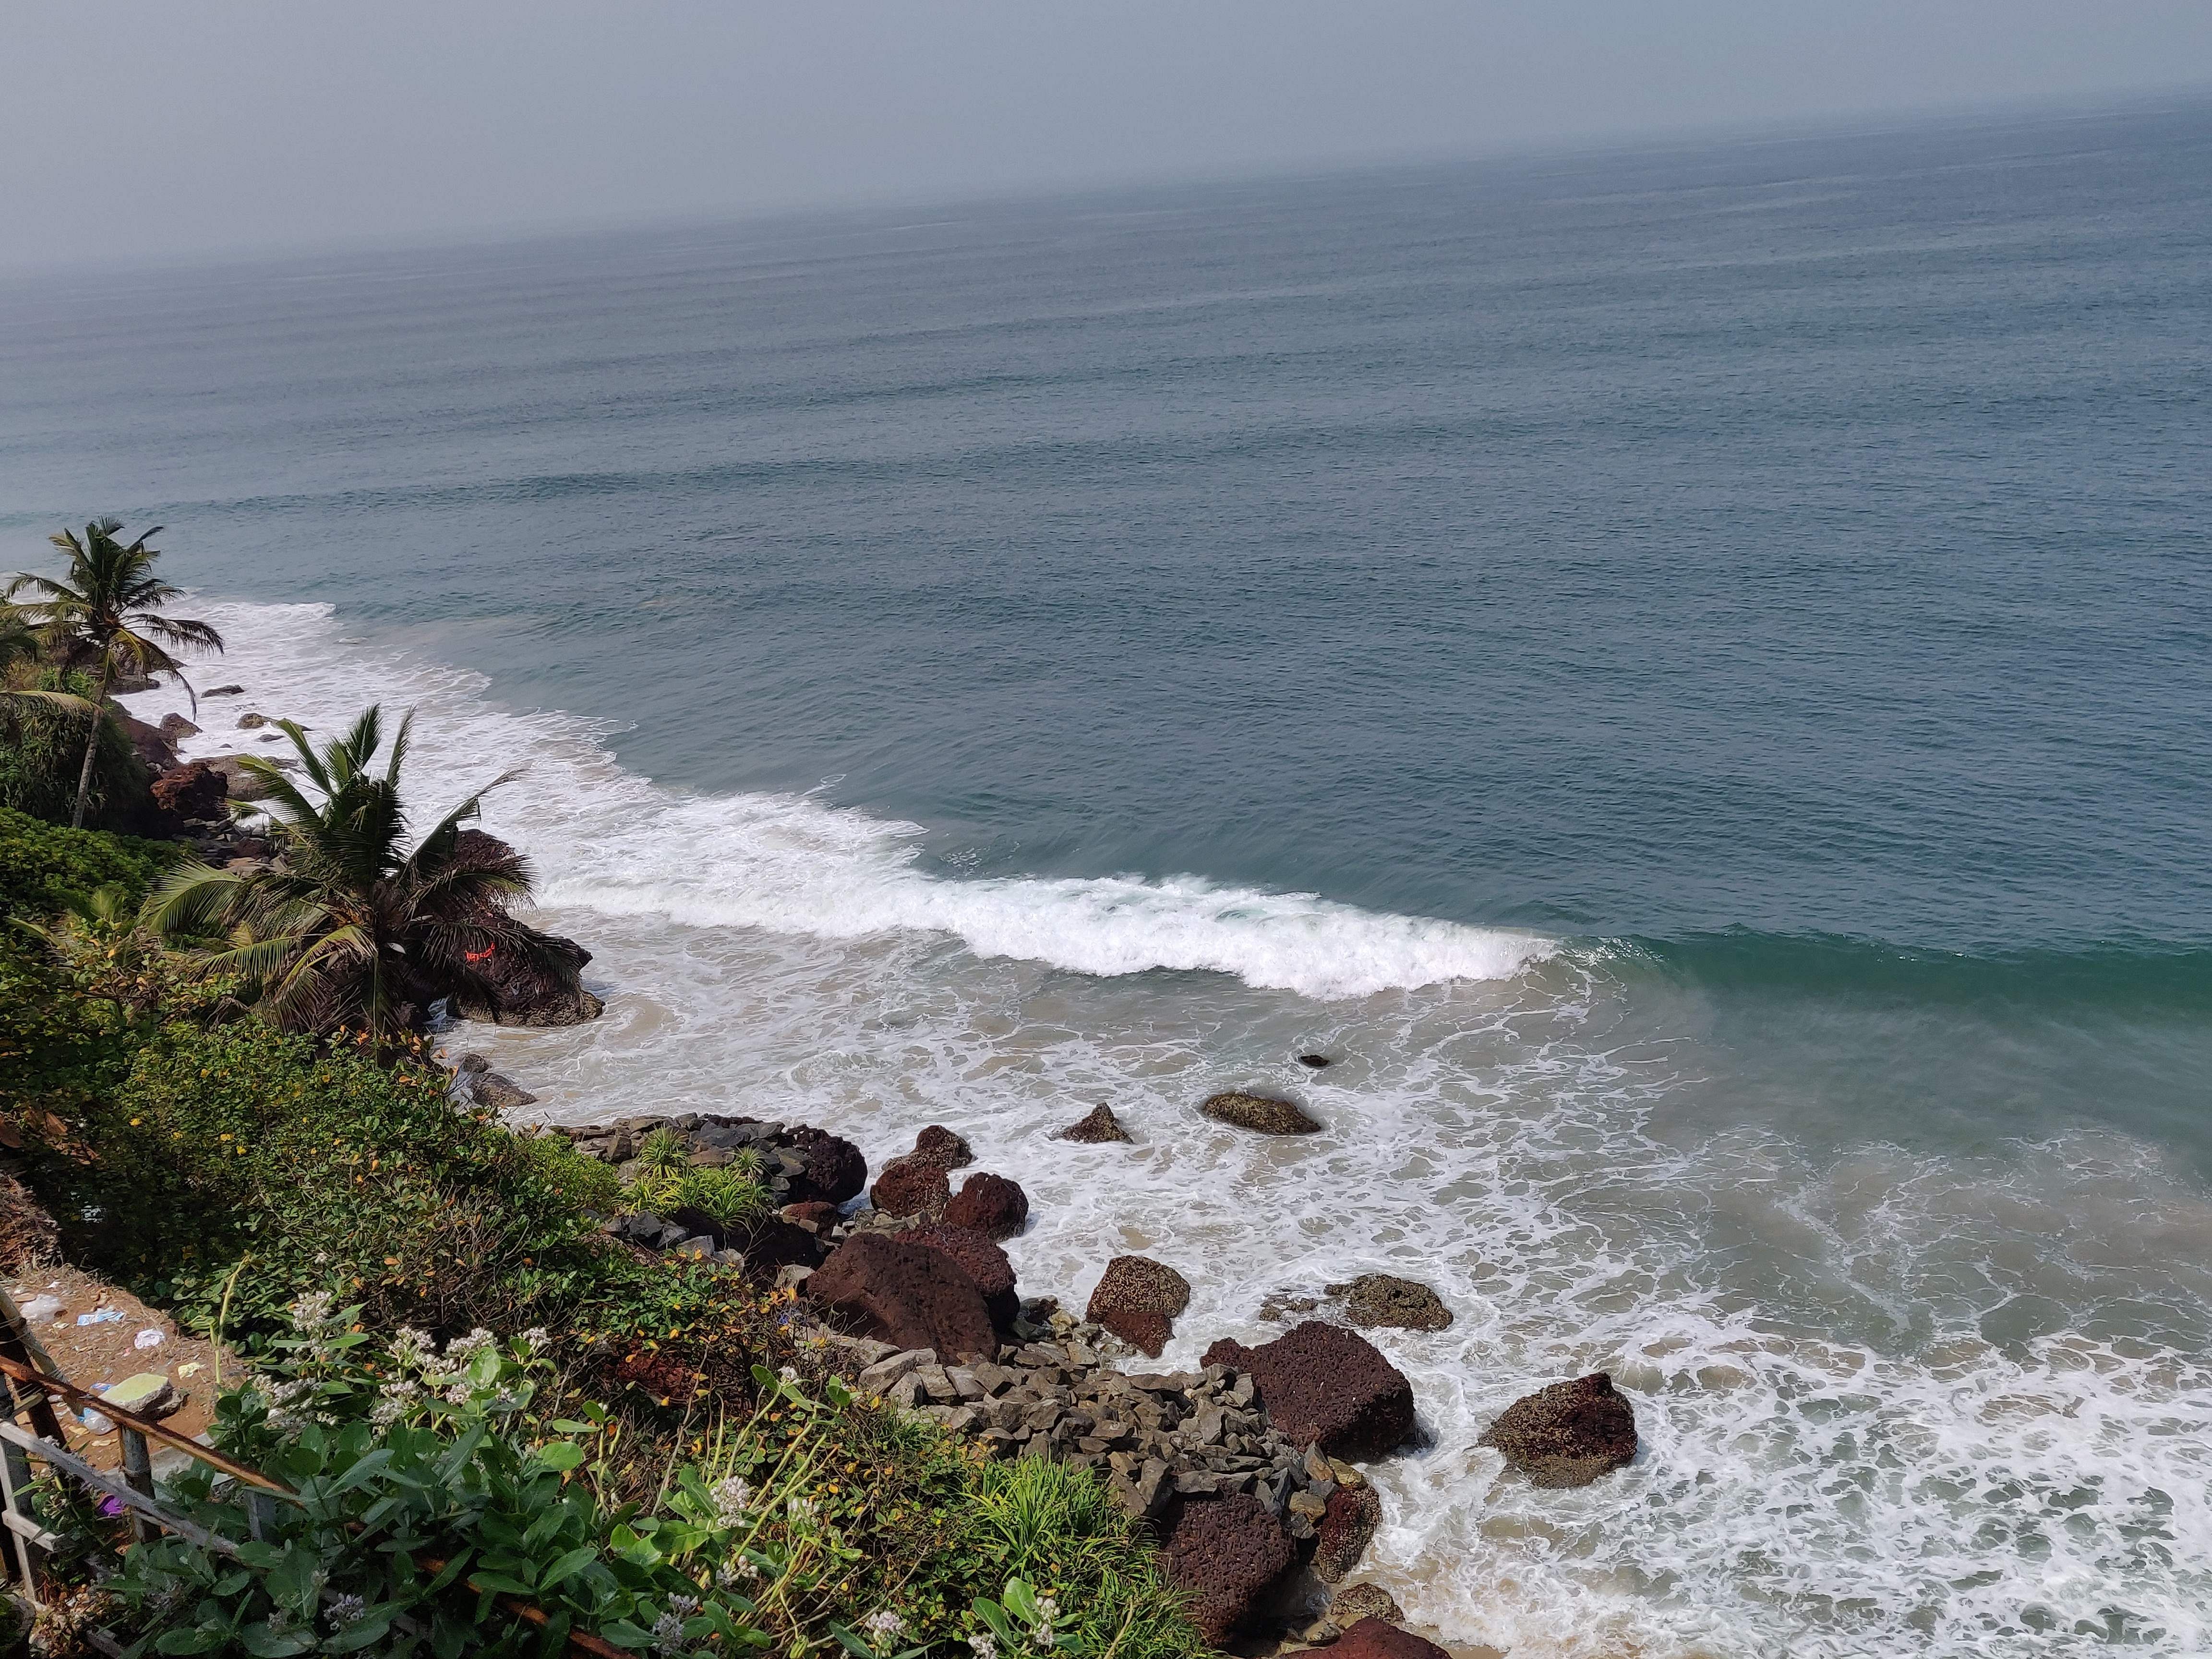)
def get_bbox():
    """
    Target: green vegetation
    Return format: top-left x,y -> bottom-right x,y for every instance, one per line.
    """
5,519 -> 223,827
146,705 -> 582,1046
3,807 -> 1202,1658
